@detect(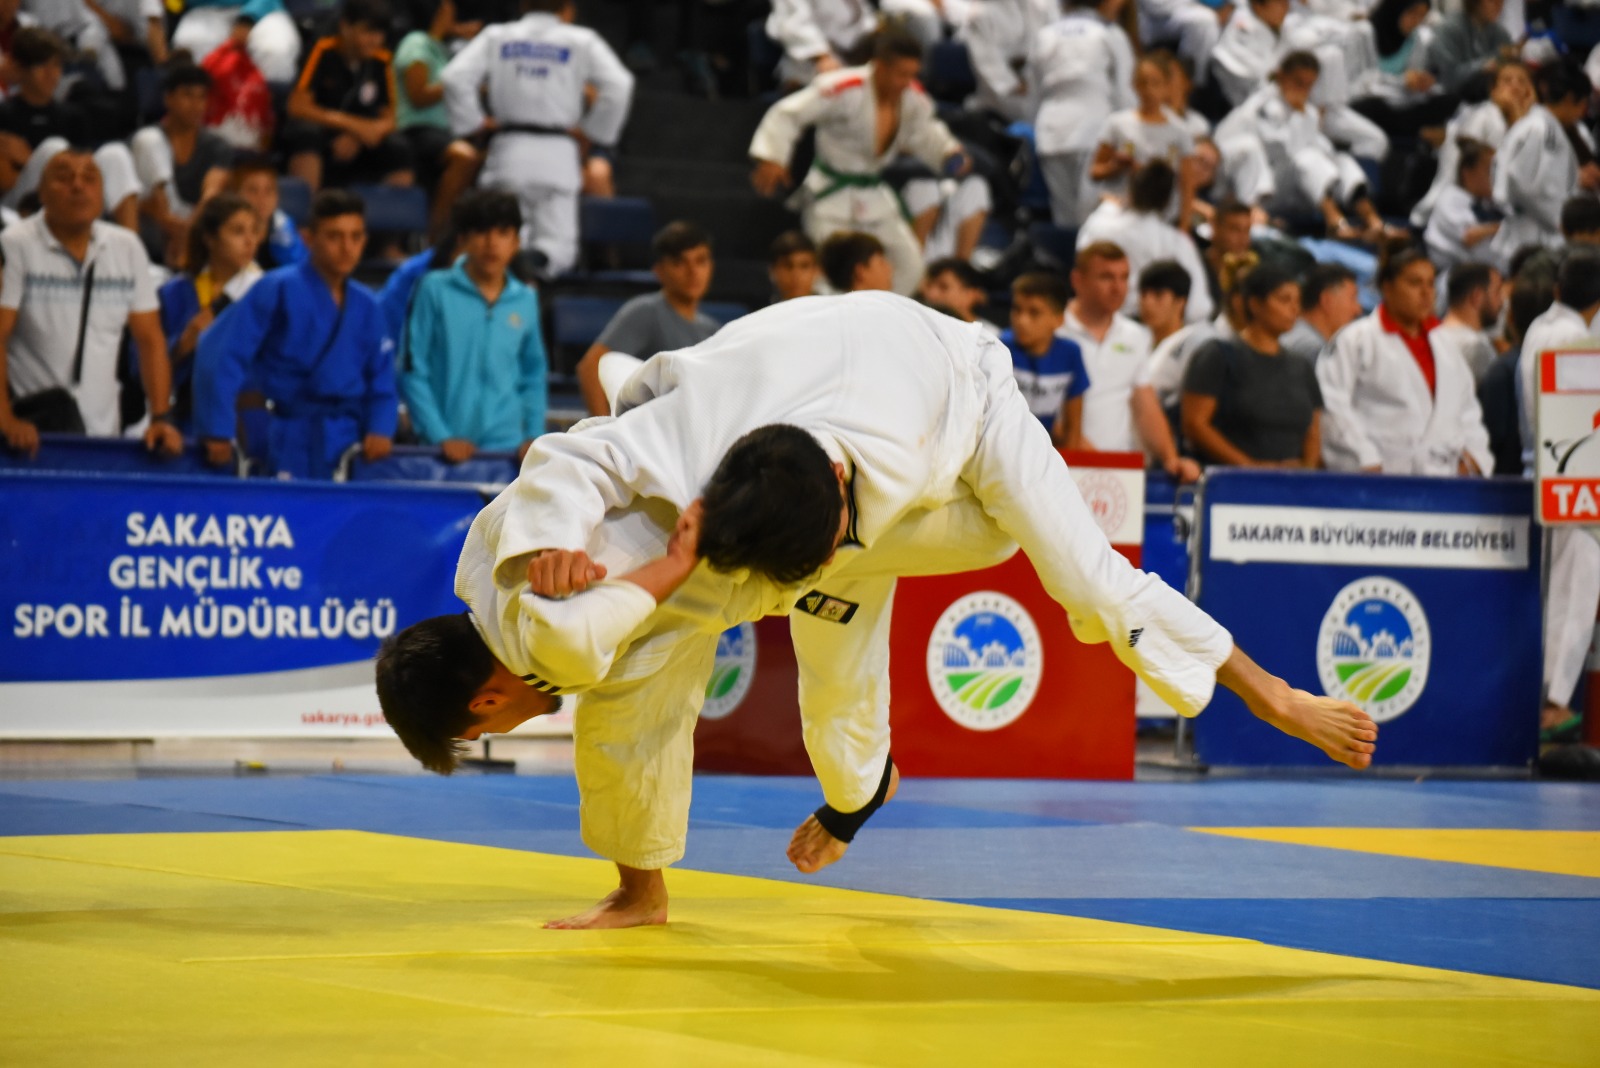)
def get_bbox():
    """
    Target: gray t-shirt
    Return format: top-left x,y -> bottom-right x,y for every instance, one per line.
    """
1183,339 -> 1322,464
596,292 -> 721,359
